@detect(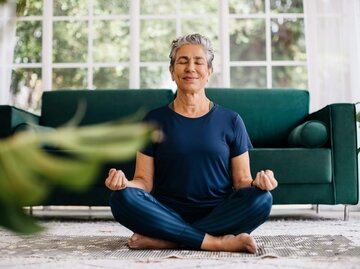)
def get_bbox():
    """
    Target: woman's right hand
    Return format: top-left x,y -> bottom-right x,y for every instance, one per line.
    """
105,168 -> 129,191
